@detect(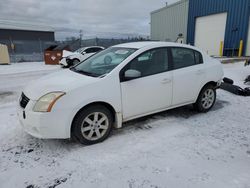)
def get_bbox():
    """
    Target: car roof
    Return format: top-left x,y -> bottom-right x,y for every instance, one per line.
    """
114,41 -> 200,51
76,46 -> 104,51
83,46 -> 104,50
